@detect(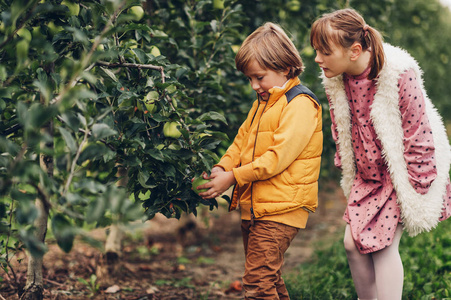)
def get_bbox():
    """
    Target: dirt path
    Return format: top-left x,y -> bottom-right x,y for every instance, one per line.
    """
1,183 -> 347,299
